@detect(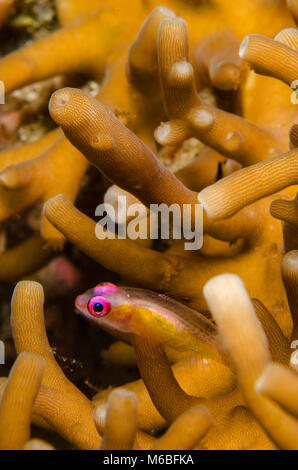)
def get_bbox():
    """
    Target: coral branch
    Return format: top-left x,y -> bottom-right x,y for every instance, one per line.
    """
198,149 -> 298,220
0,10 -> 121,95
49,88 -> 198,209
94,390 -> 137,450
239,34 -> 298,86
0,352 -> 45,450
153,16 -> 202,146
0,129 -> 61,170
128,6 -> 176,85
203,274 -> 298,450
155,105 -> 280,164
11,281 -> 101,449
256,363 -> 298,418
281,250 -> 298,338
275,27 -> 298,49
48,89 -> 274,246
157,18 -> 200,119
150,405 -> 213,450
194,31 -> 244,91
0,135 -> 88,247
0,234 -> 54,282
132,335 -> 200,423
44,194 -> 182,291
252,299 -> 290,365
290,124 -> 298,148
271,194 -> 298,251
93,355 -> 237,433
95,390 -> 214,450
186,105 -> 279,165
271,195 -> 298,226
